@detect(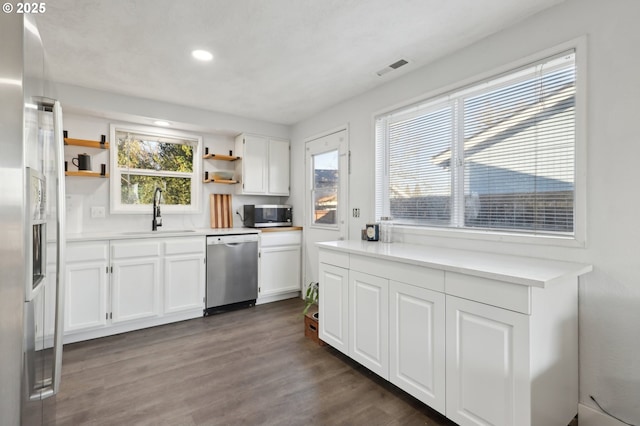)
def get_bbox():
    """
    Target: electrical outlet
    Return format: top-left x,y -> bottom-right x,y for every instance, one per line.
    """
352,208 -> 360,218
91,206 -> 105,219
